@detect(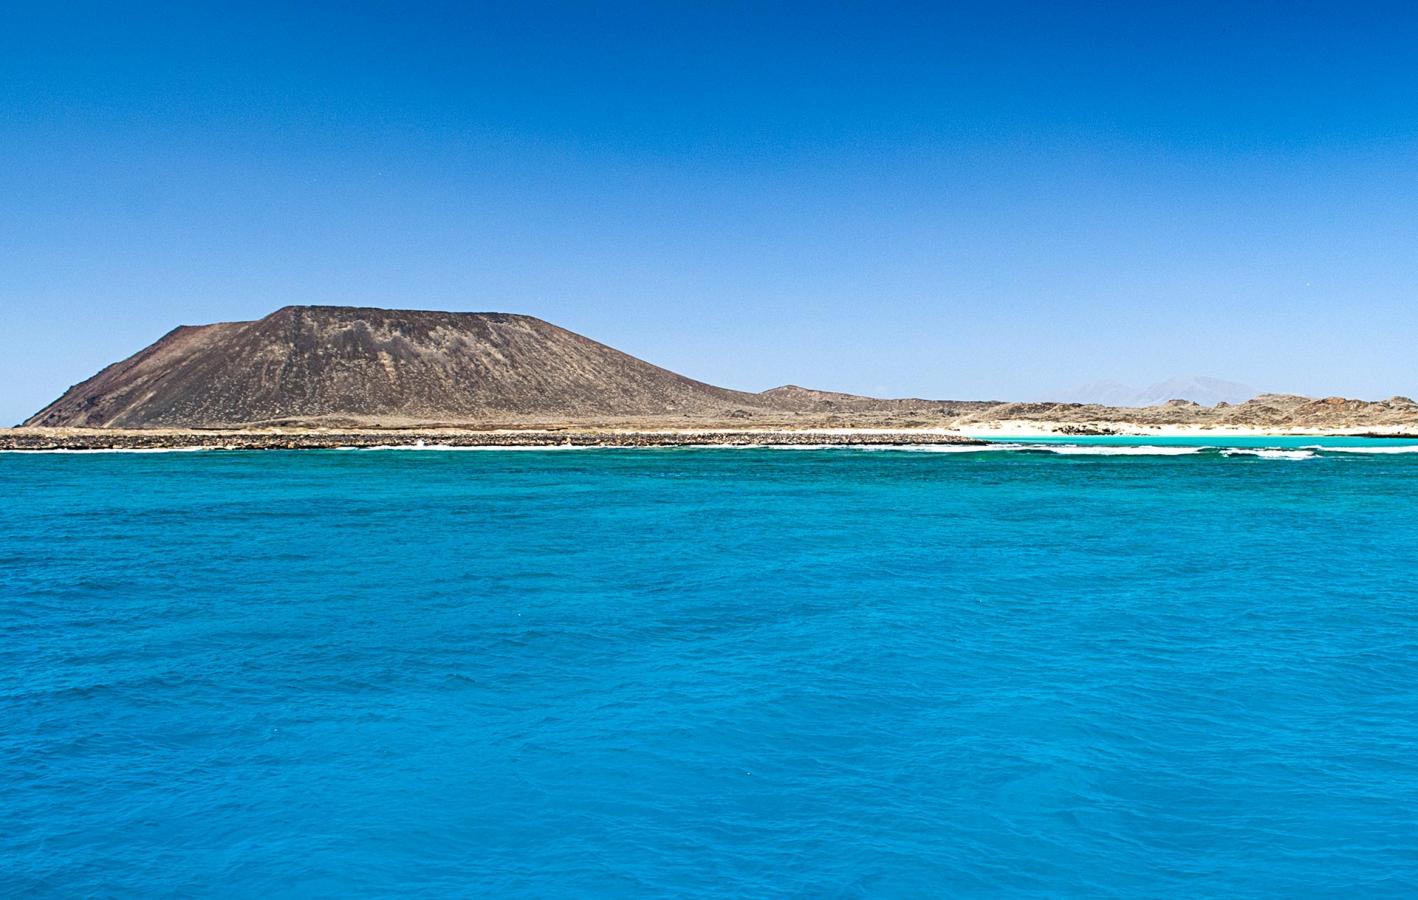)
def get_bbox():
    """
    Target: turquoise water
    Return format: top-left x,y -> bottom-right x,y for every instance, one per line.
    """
4,444 -> 1418,897
974,433 -> 1418,448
